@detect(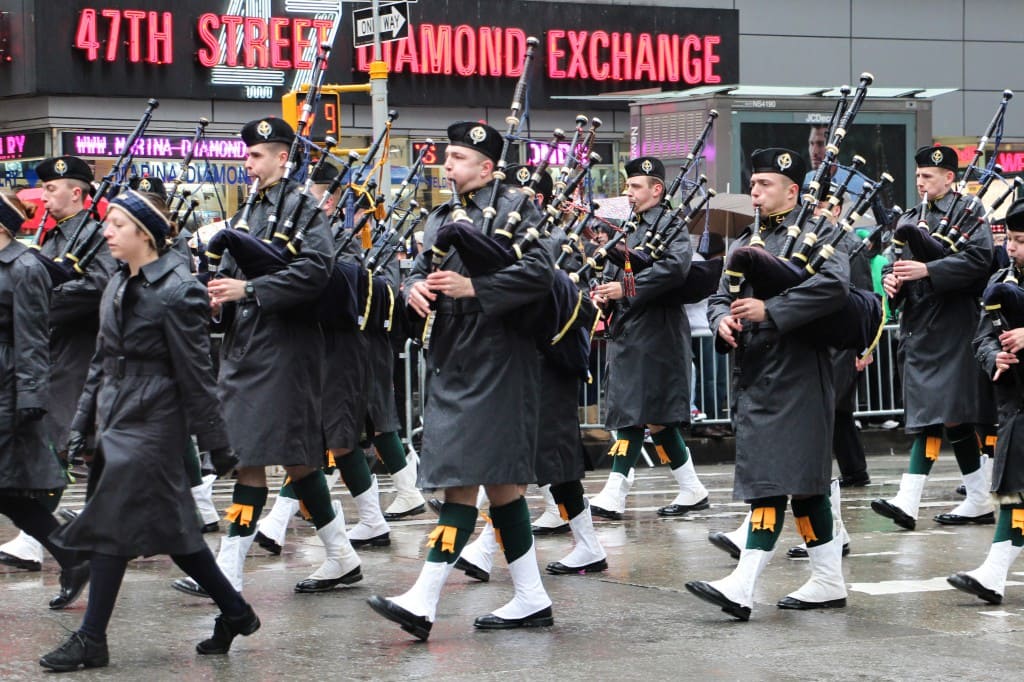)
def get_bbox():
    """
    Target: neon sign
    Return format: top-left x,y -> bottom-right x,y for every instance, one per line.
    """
74,9 -> 173,64
356,23 -> 724,85
195,13 -> 333,70
61,132 -> 248,161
